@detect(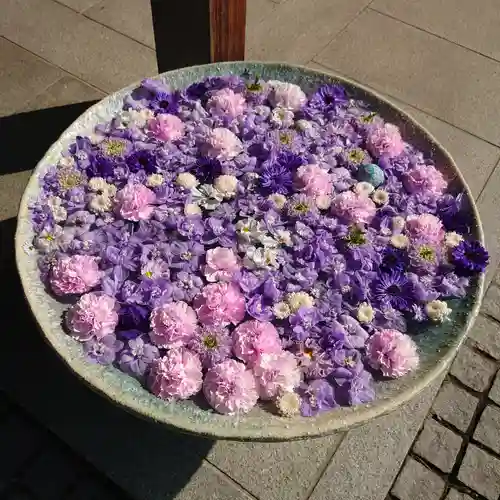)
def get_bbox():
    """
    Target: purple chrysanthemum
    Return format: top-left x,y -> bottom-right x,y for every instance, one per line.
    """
189,326 -> 232,368
451,240 -> 489,276
306,84 -> 348,114
380,246 -> 409,274
86,155 -> 115,179
260,151 -> 303,194
372,271 -> 414,311
126,150 -> 158,174
149,90 -> 180,114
